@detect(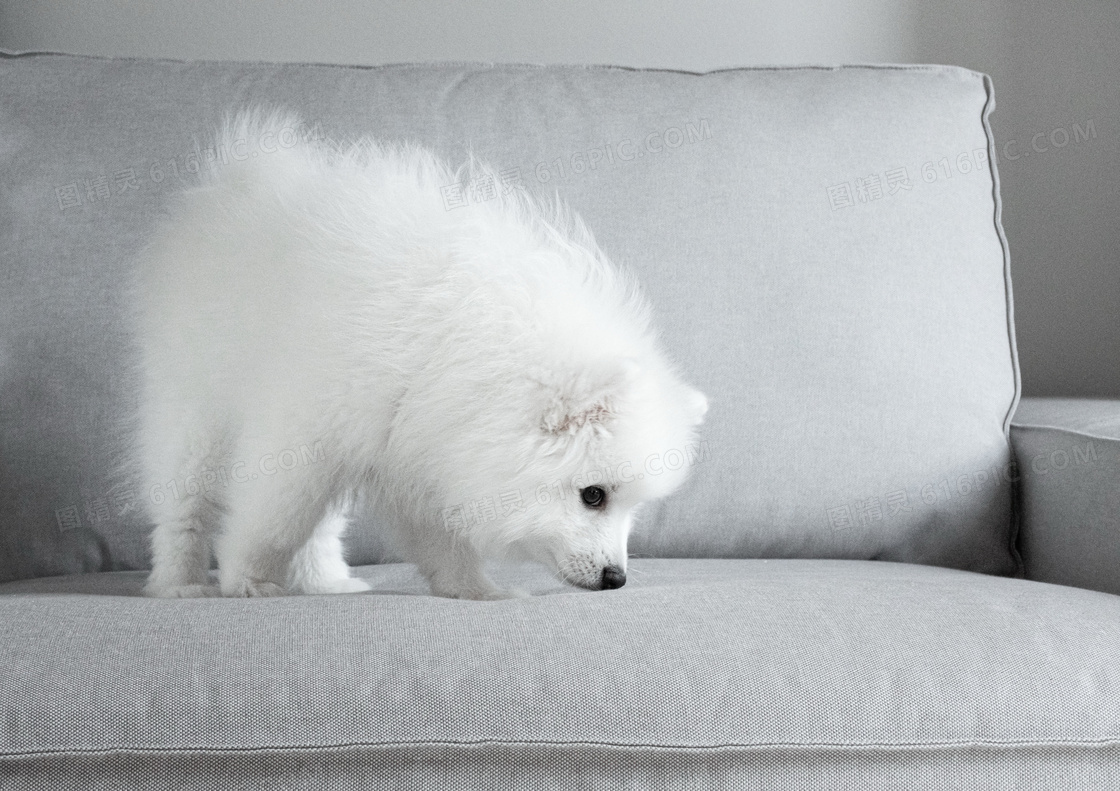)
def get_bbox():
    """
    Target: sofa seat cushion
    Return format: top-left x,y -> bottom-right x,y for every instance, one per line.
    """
2,559 -> 1118,788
